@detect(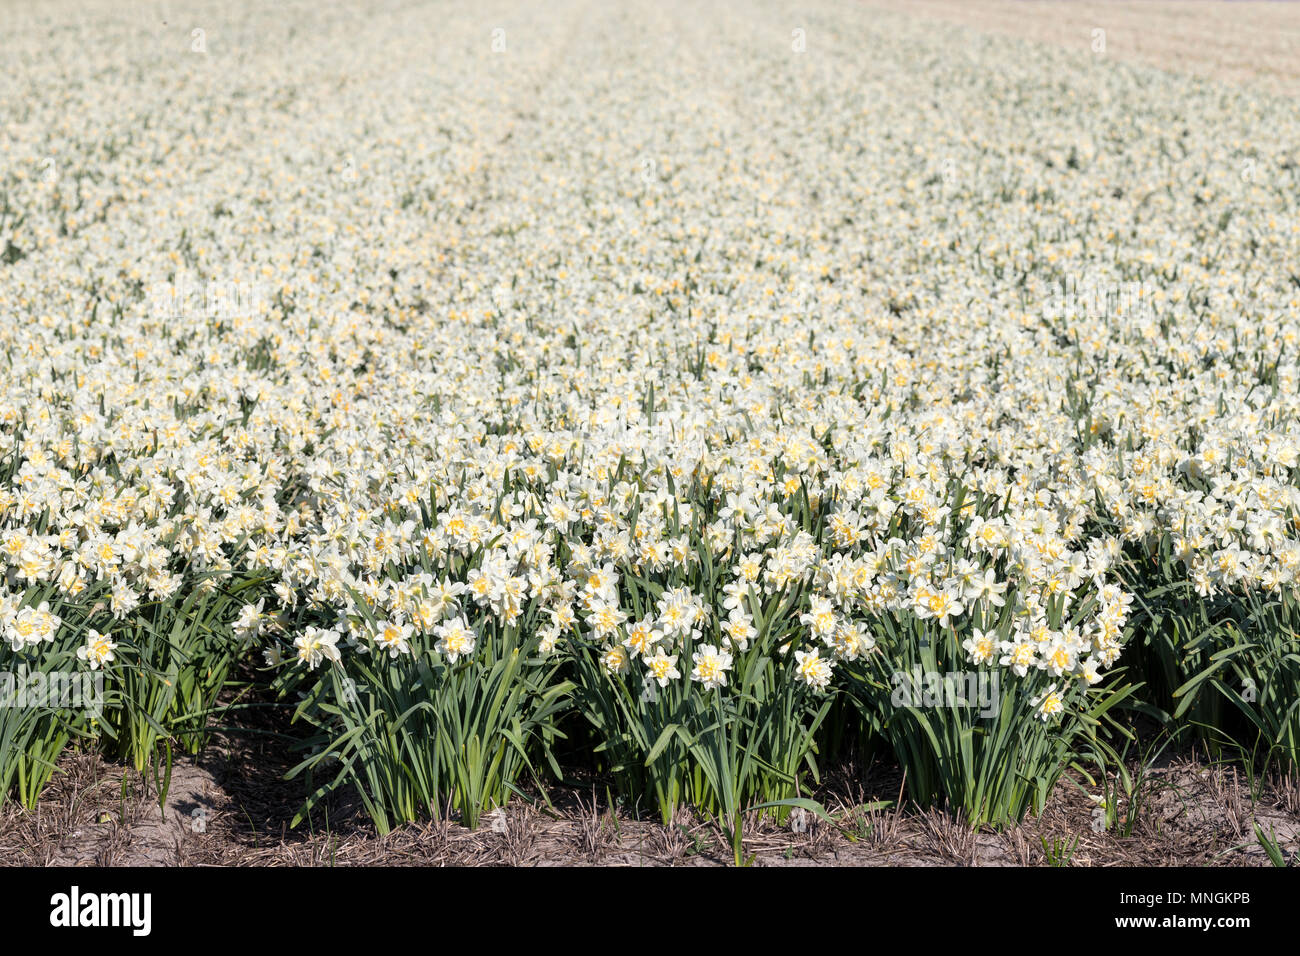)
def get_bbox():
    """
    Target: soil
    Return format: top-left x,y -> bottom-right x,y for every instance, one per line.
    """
3,724 -> 1297,866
